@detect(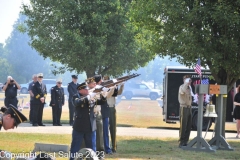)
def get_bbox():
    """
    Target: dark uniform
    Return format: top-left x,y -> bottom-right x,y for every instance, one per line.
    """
70,82 -> 105,160
28,81 -> 34,123
50,85 -> 65,126
3,82 -> 18,108
31,81 -> 47,126
68,77 -> 79,125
